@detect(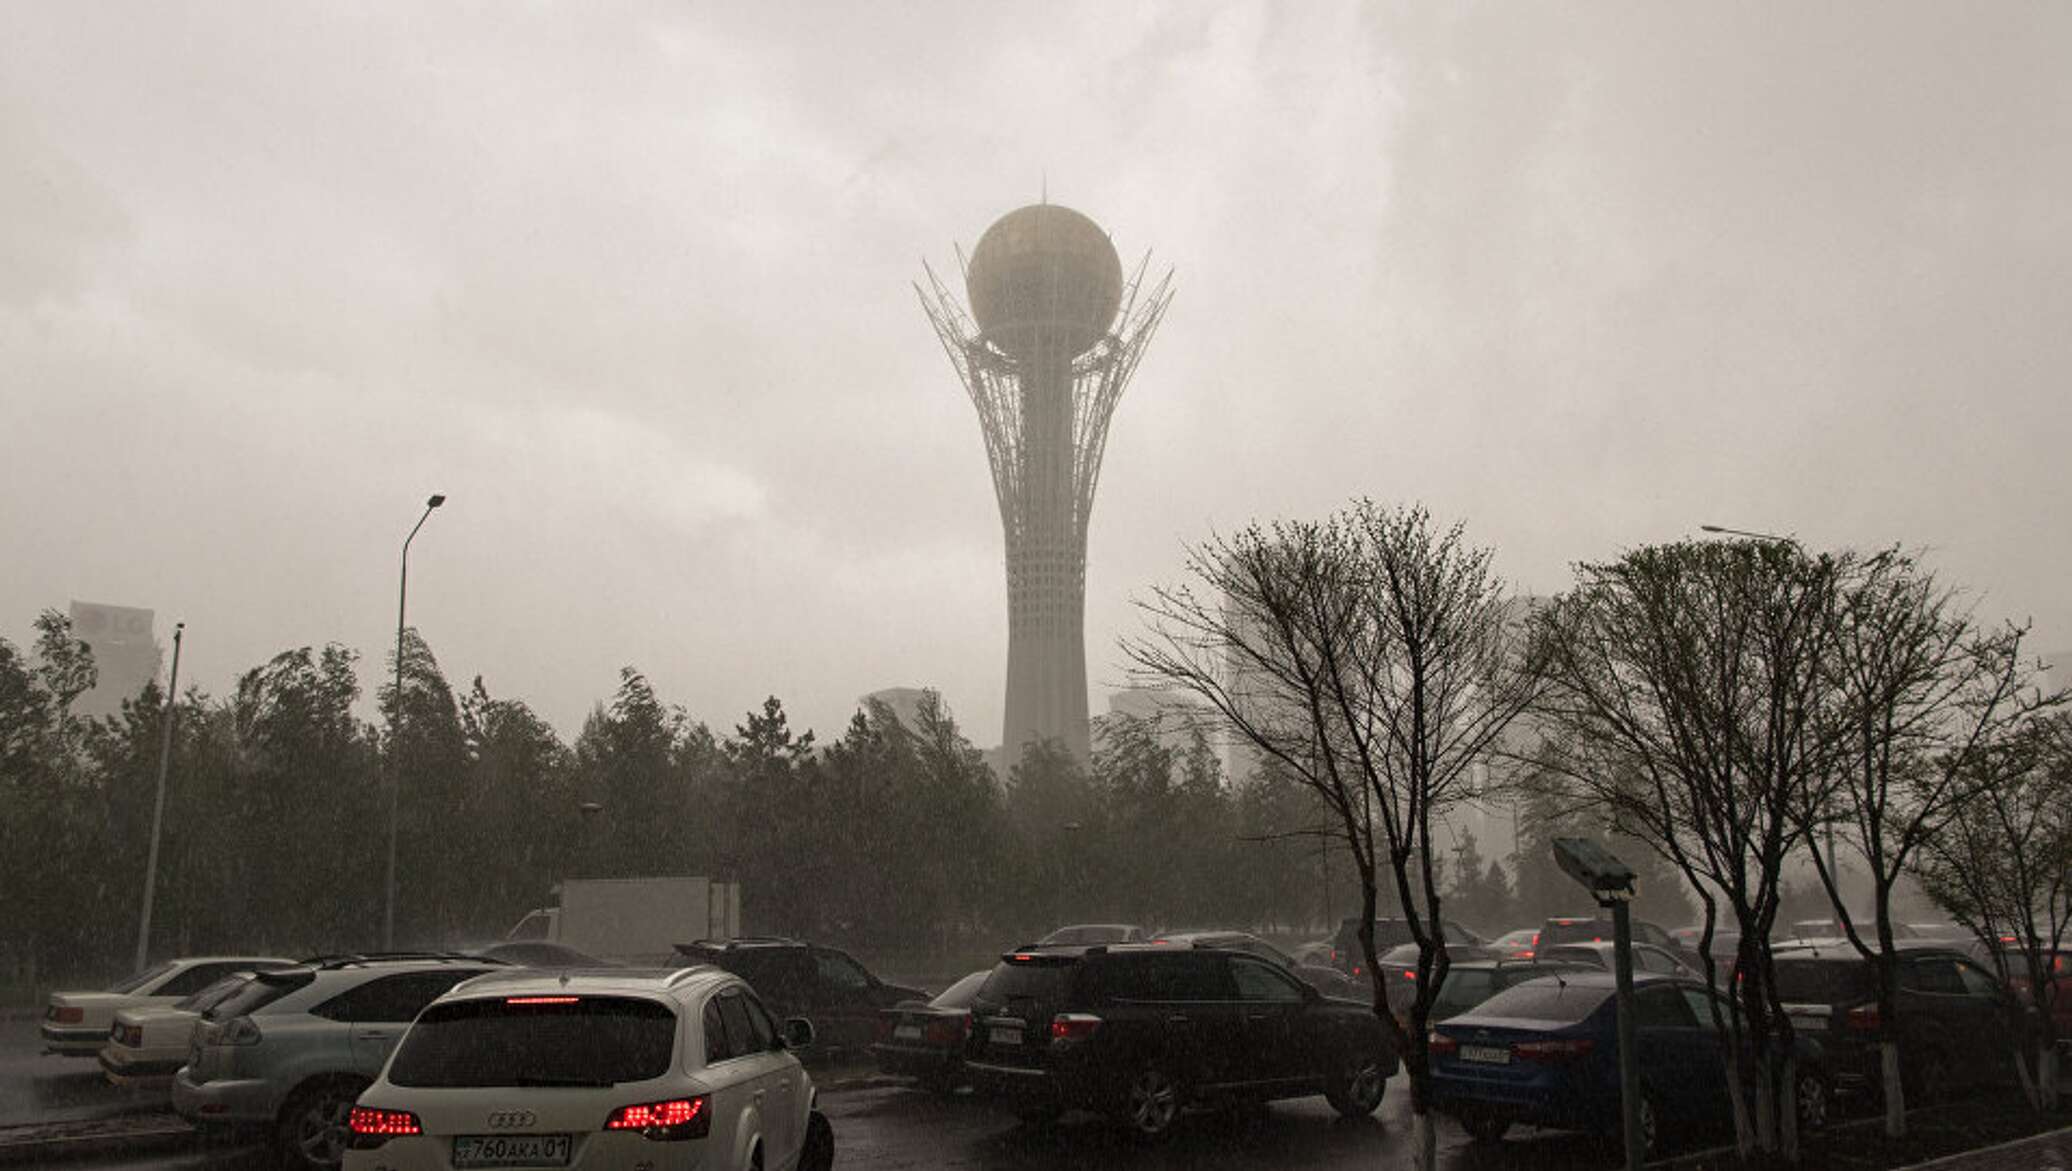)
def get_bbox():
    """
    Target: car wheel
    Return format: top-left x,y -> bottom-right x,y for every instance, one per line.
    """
1795,1070 -> 1830,1133
798,1111 -> 834,1171
1908,1048 -> 1954,1105
1460,1111 -> 1510,1143
1118,1064 -> 1184,1141
276,1079 -> 365,1171
1324,1051 -> 1388,1118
